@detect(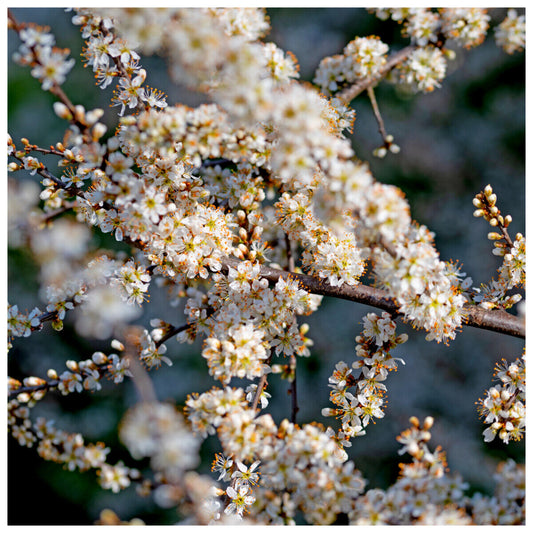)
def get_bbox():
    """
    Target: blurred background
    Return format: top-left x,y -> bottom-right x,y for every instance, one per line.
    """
8,8 -> 525,525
